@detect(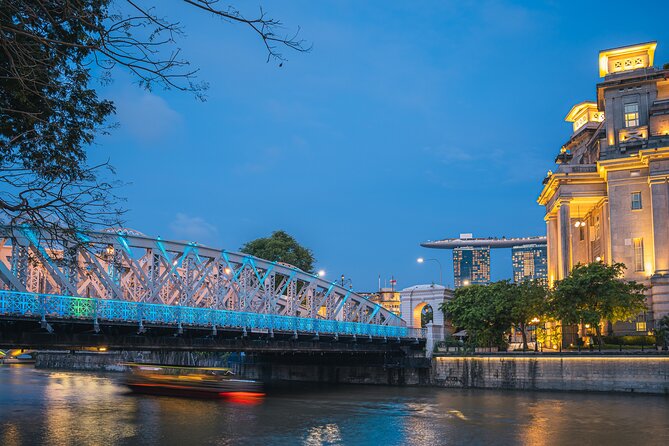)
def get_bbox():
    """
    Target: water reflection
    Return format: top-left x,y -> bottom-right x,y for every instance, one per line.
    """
303,423 -> 342,446
0,366 -> 667,445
